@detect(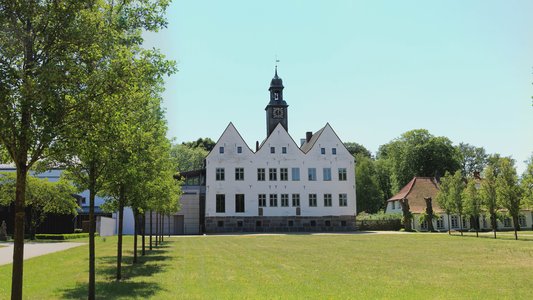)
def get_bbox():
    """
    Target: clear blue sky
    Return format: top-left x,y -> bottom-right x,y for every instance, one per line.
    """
144,0 -> 533,173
